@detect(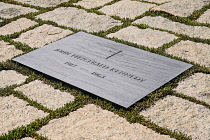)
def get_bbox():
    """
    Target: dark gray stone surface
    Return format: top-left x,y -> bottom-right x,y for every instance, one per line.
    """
13,32 -> 192,108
